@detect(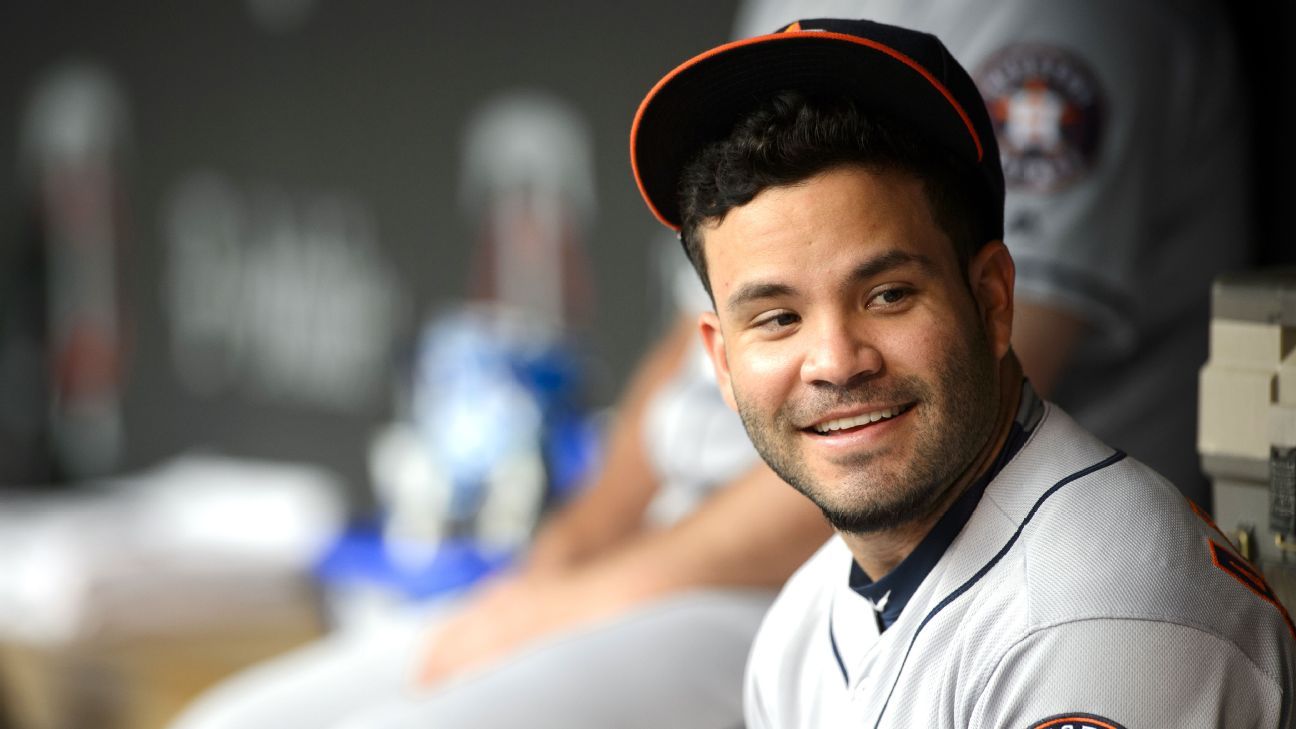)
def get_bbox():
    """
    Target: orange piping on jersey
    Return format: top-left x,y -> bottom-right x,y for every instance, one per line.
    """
1187,498 -> 1223,533
1186,497 -> 1214,525
1034,717 -> 1121,729
1187,496 -> 1243,549
630,29 -> 986,230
